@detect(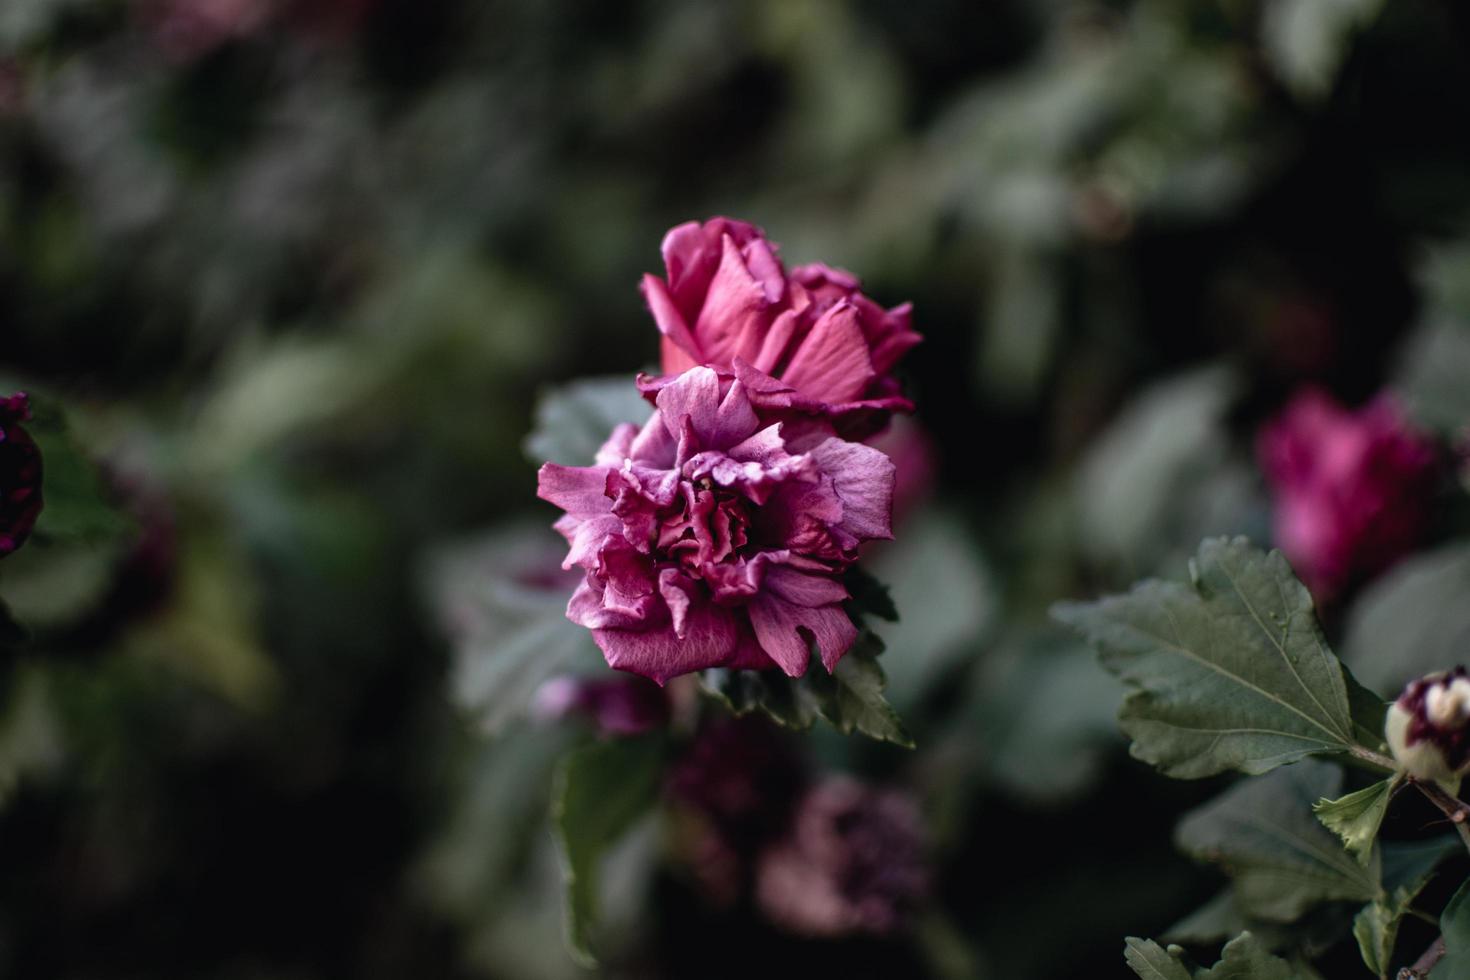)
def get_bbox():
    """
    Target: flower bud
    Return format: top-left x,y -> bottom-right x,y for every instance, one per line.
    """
1386,667 -> 1470,781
